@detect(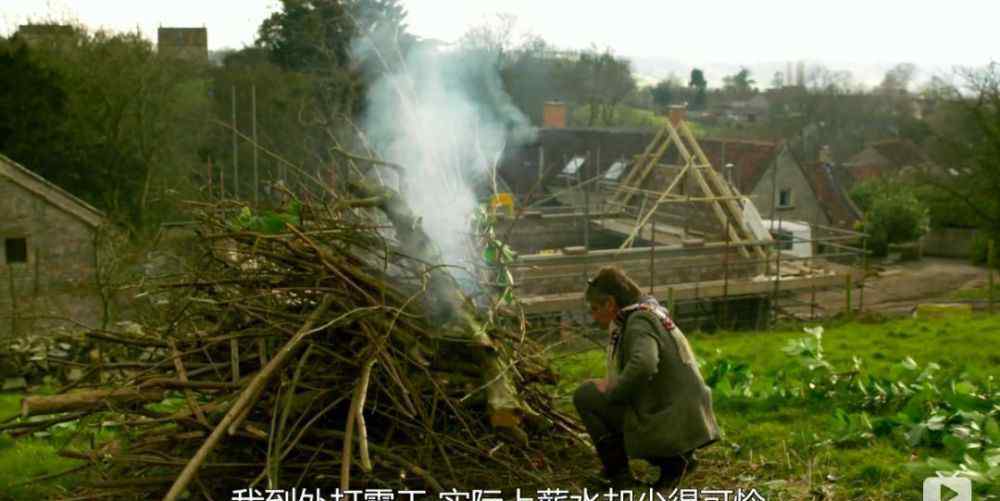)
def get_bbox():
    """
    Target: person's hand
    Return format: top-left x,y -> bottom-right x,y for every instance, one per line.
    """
594,379 -> 609,393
